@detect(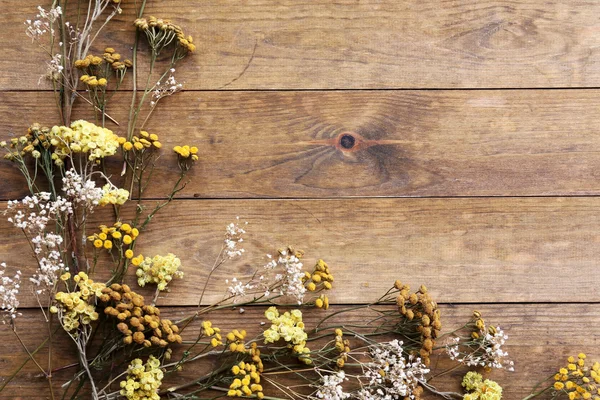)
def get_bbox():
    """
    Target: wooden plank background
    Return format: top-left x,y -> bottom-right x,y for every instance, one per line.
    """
1,0 -> 600,398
